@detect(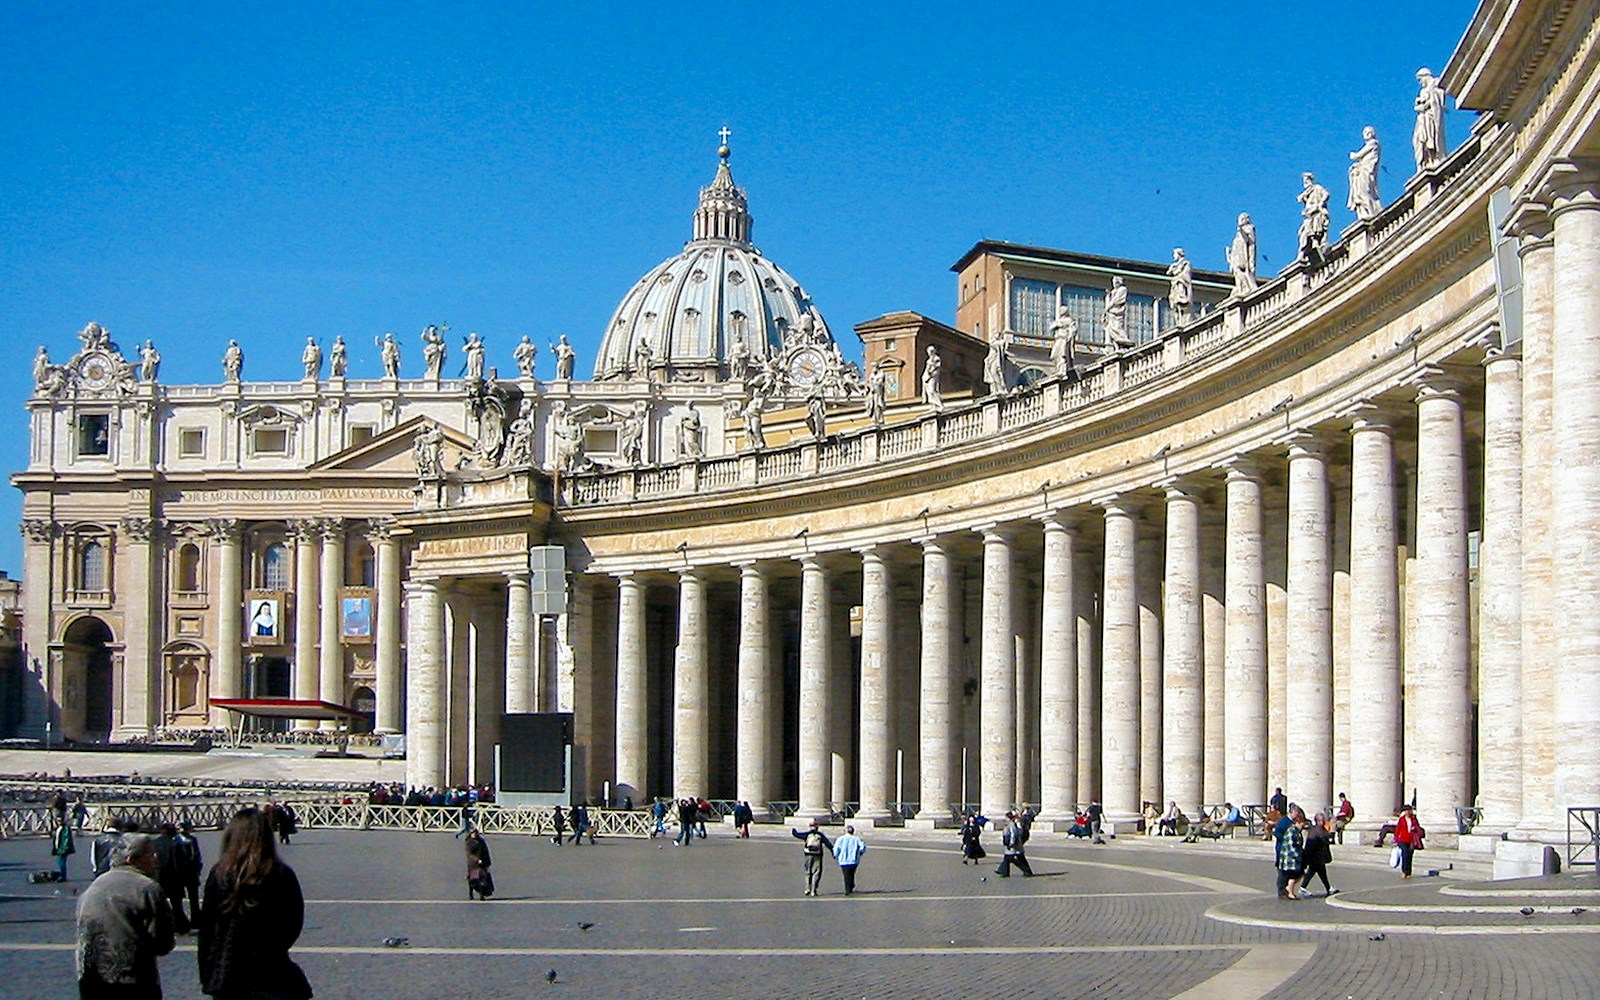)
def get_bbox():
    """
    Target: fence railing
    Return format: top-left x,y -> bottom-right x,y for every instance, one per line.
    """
295,801 -> 657,838
1568,806 -> 1599,870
